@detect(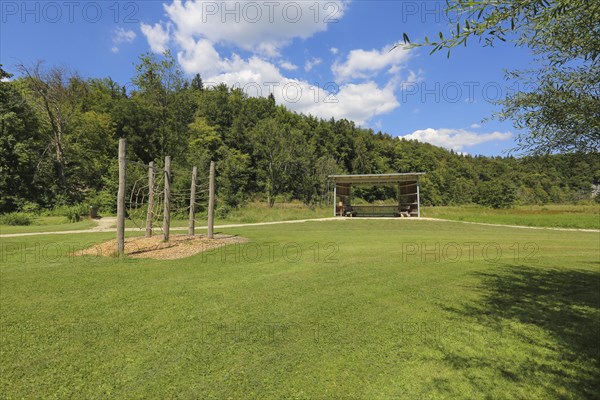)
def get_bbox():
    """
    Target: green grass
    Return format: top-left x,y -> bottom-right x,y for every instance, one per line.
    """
423,204 -> 600,229
0,216 -> 97,235
1,220 -> 598,398
126,201 -> 331,229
